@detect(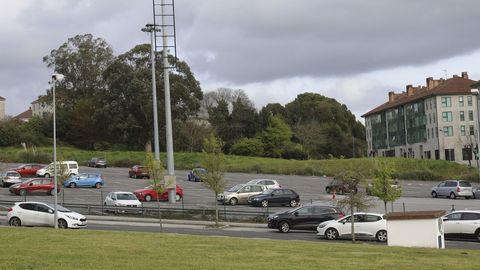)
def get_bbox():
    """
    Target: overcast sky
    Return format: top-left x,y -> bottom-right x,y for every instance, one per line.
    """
1,0 -> 480,121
